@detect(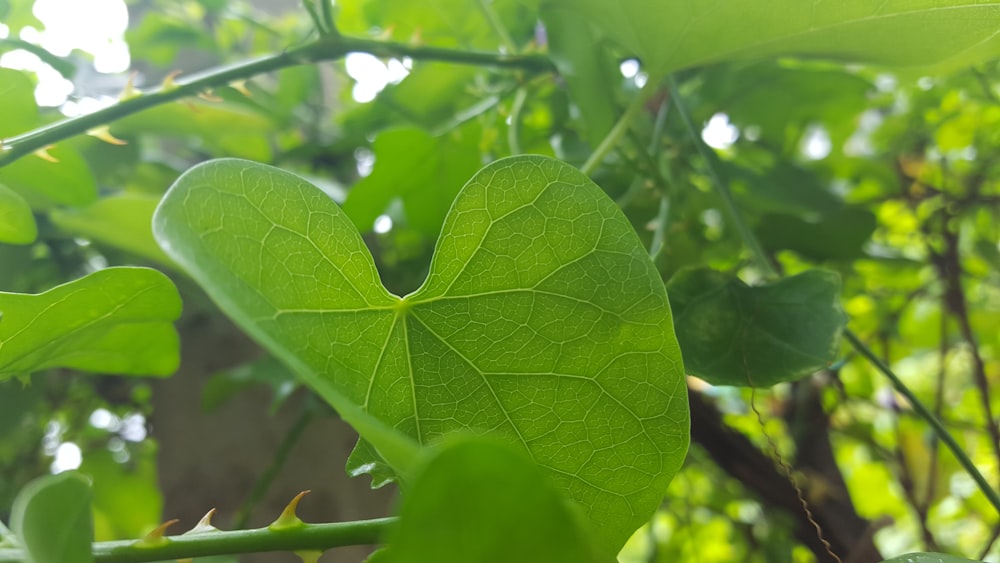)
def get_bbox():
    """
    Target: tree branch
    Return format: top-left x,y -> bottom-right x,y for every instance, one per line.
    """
688,386 -> 882,563
0,36 -> 554,168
